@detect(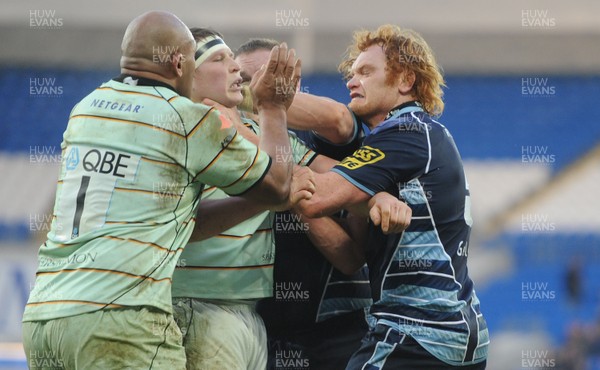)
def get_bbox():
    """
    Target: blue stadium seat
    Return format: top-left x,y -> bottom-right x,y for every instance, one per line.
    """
2,68 -> 600,172
478,233 -> 600,345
